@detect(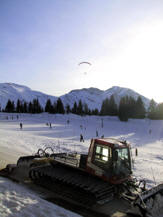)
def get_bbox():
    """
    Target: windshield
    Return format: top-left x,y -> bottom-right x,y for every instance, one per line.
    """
113,148 -> 131,176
